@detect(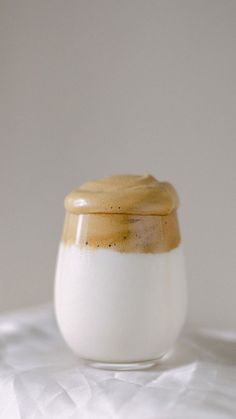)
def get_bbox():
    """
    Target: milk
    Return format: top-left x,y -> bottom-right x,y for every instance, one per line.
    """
55,243 -> 187,364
